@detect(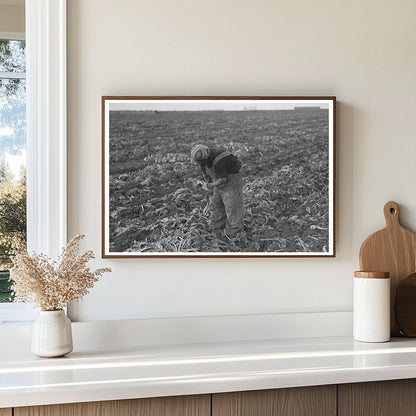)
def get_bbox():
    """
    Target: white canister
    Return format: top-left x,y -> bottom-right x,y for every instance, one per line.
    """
353,271 -> 390,343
